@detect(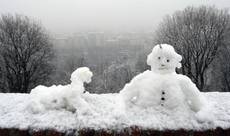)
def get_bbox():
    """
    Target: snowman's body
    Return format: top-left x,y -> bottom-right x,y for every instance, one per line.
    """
120,44 -> 204,112
122,71 -> 186,109
136,72 -> 185,108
